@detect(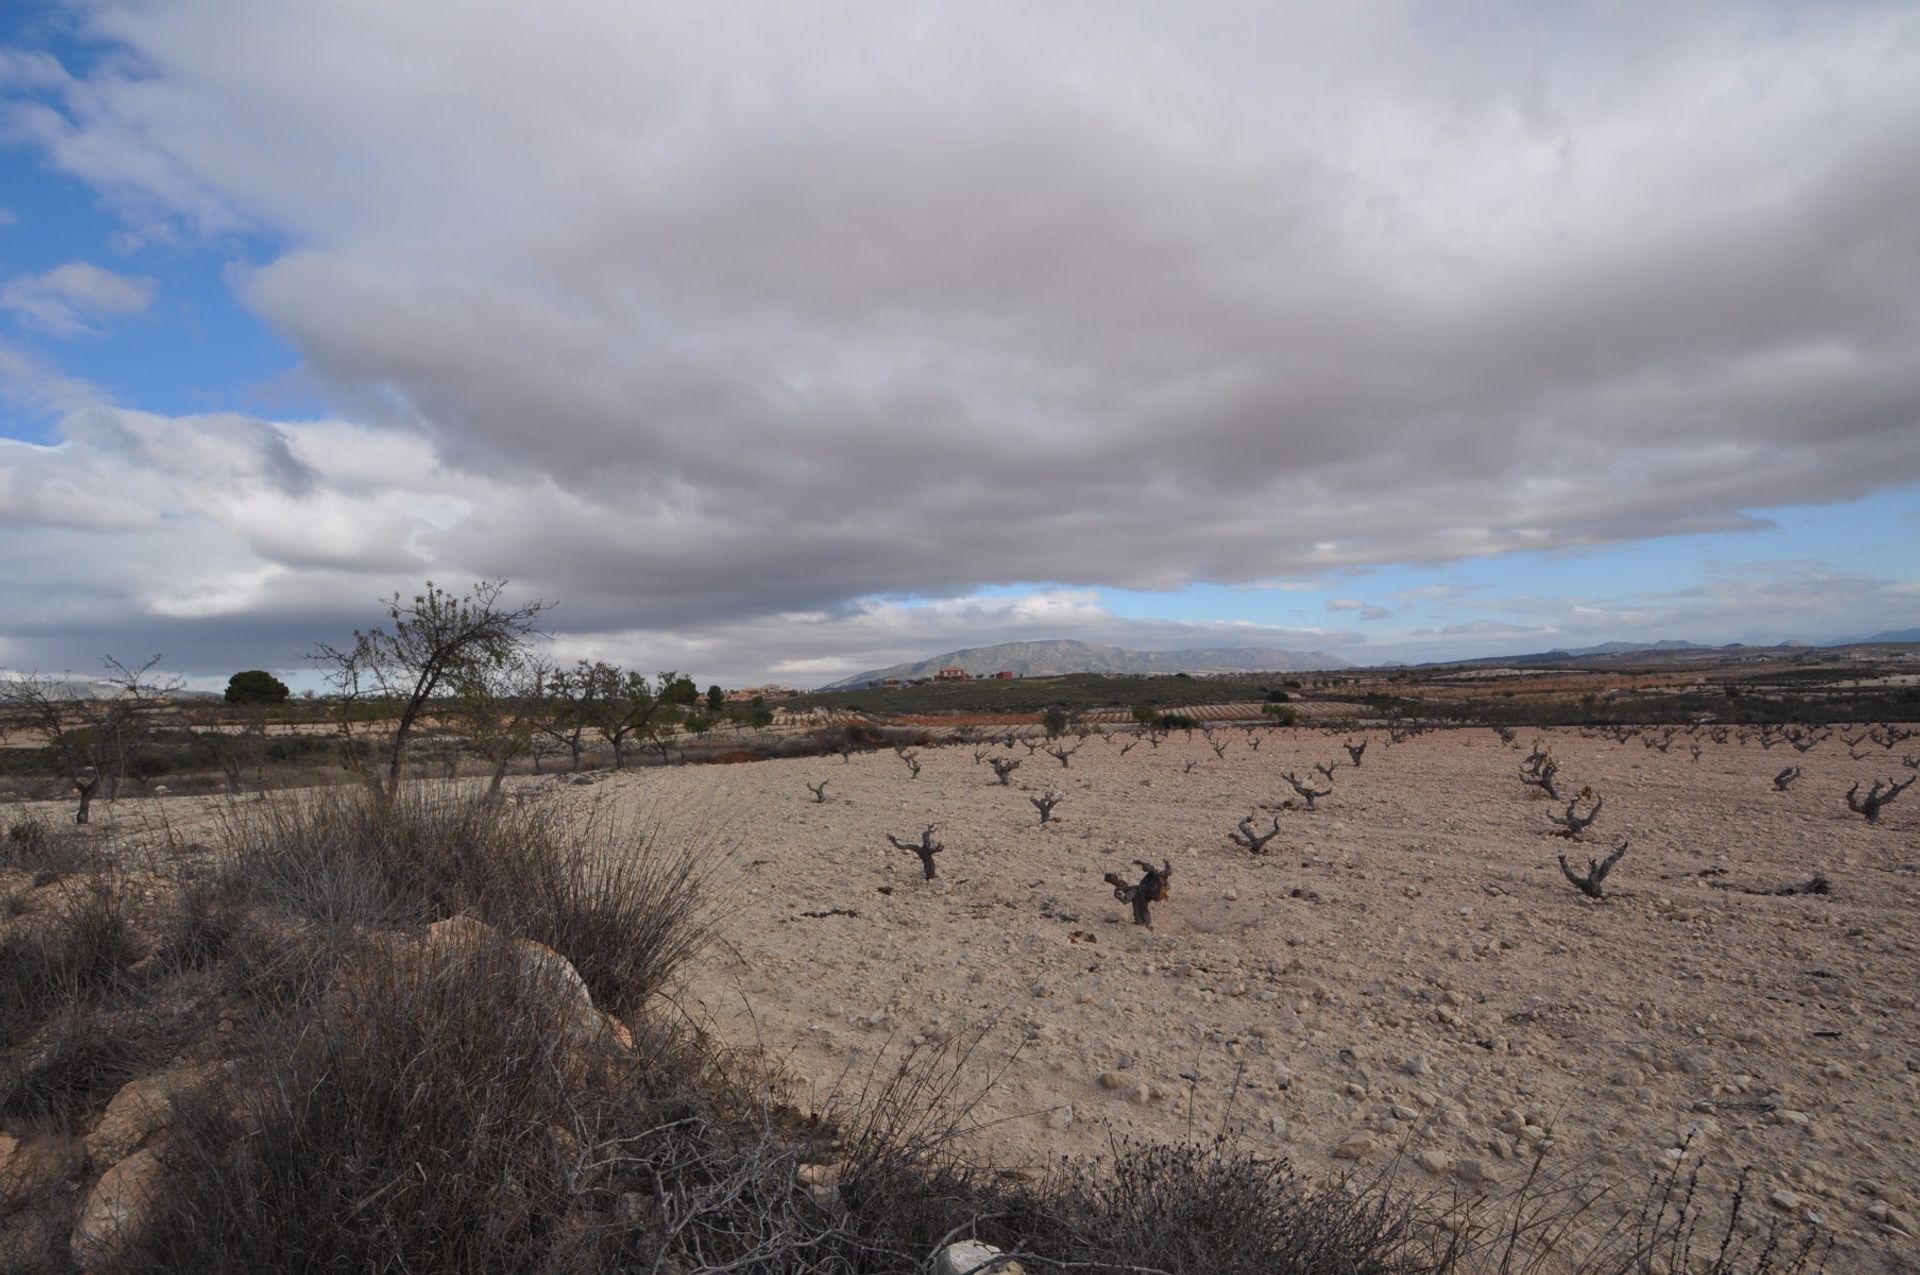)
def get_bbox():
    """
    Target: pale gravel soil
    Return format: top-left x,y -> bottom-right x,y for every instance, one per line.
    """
26,726 -> 1918,1270
635,727 -> 1919,1271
